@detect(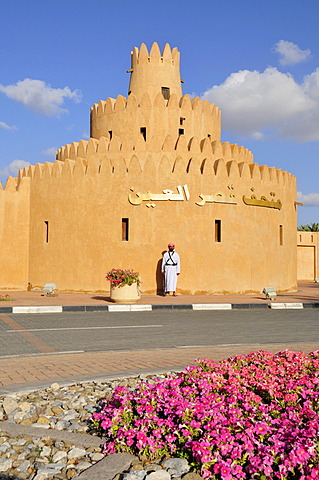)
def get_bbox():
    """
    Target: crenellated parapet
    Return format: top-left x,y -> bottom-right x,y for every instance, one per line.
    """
0,175 -> 30,193
56,134 -> 253,166
90,92 -> 221,146
19,149 -> 295,193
